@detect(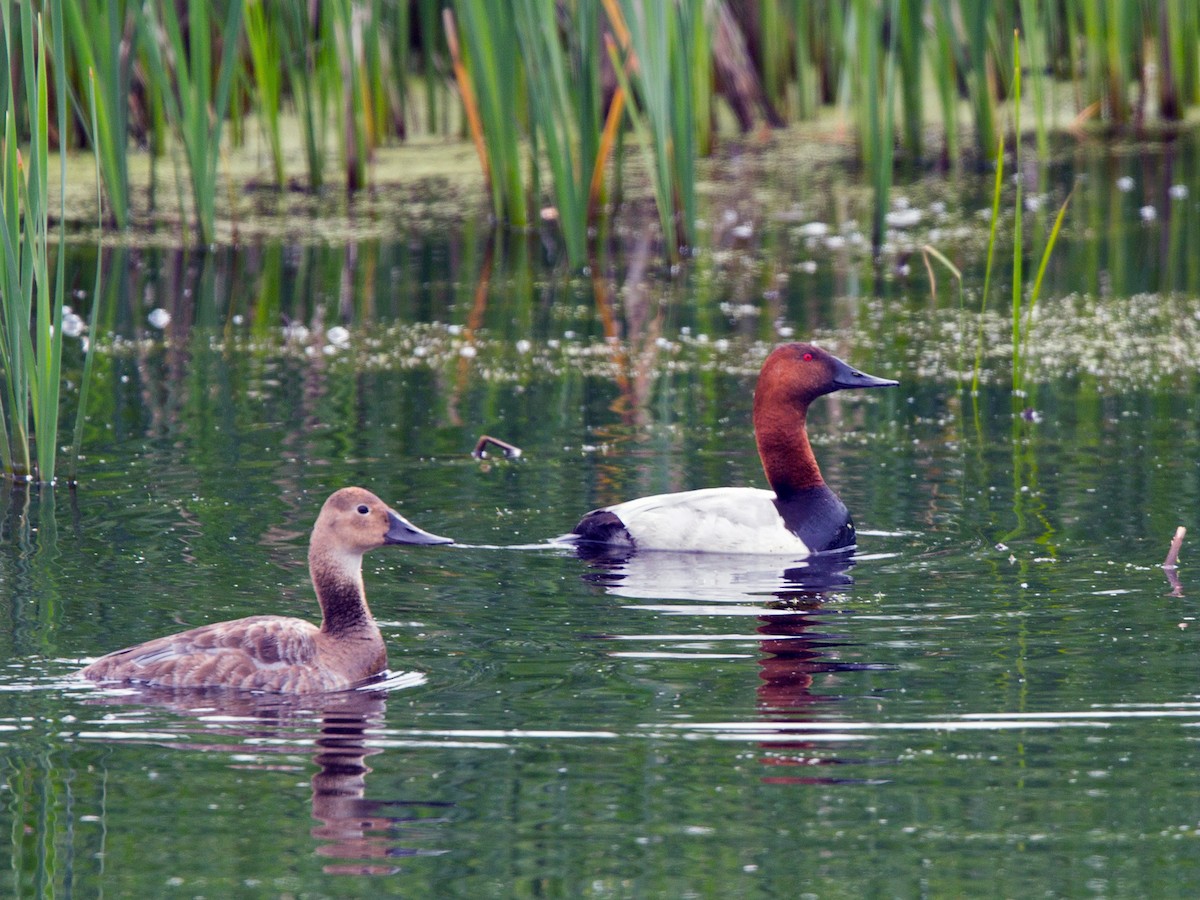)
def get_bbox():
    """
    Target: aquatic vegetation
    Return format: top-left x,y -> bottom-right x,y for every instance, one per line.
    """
1005,36 -> 1072,399
62,0 -> 132,228
66,71 -> 105,486
242,0 -> 285,187
510,0 -> 595,265
275,0 -> 338,191
0,2 -> 68,483
605,0 -> 700,256
1,3 -> 1194,260
0,2 -> 102,484
849,0 -> 898,252
446,3 -> 528,232
133,0 -> 243,245
85,282 -> 1200,395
